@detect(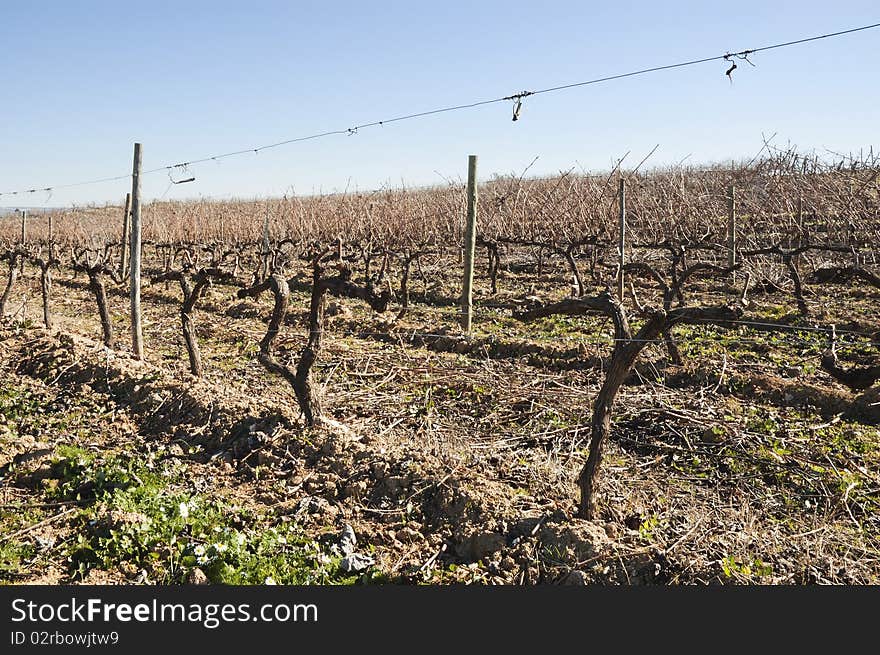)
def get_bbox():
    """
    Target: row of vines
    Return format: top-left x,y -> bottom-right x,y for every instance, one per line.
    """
1,148 -> 878,518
